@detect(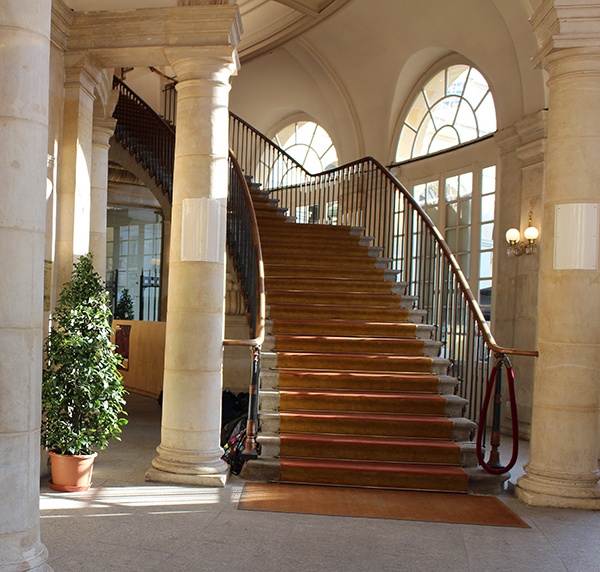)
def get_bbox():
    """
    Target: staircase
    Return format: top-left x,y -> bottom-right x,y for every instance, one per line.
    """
243,185 -> 478,492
